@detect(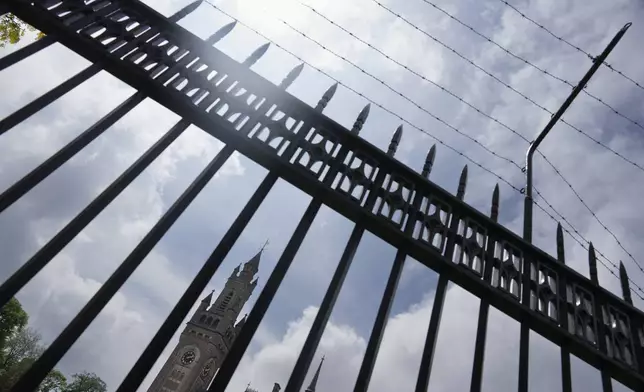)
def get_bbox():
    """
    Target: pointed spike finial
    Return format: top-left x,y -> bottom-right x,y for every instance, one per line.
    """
456,165 -> 468,200
490,184 -> 499,222
316,83 -> 337,112
619,261 -> 633,305
588,242 -> 598,285
169,0 -> 202,23
556,223 -> 565,264
387,125 -> 403,156
206,21 -> 237,45
243,43 -> 270,67
279,63 -> 304,89
421,144 -> 437,178
279,63 -> 304,90
351,104 -> 371,134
